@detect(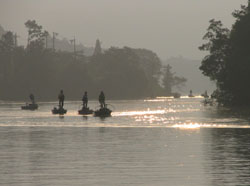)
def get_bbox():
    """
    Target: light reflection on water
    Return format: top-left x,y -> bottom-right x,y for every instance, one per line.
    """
0,97 -> 248,128
1,98 -> 250,185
